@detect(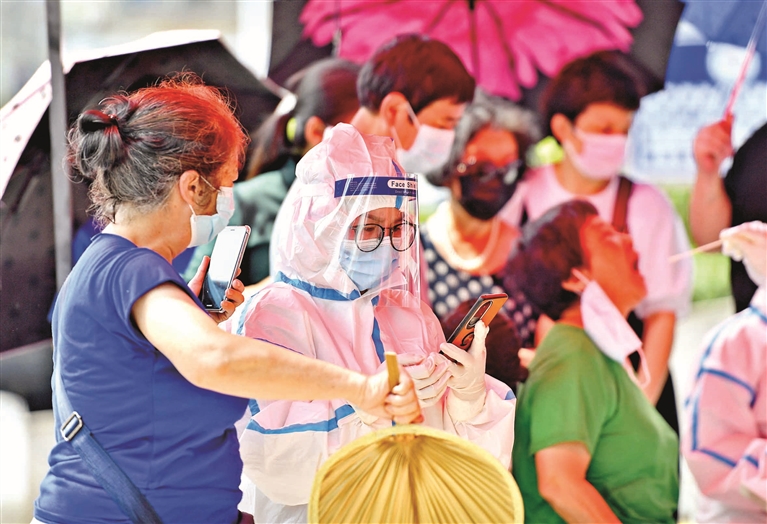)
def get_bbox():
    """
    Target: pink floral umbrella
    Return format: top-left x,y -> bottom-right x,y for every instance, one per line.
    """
300,0 -> 643,101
